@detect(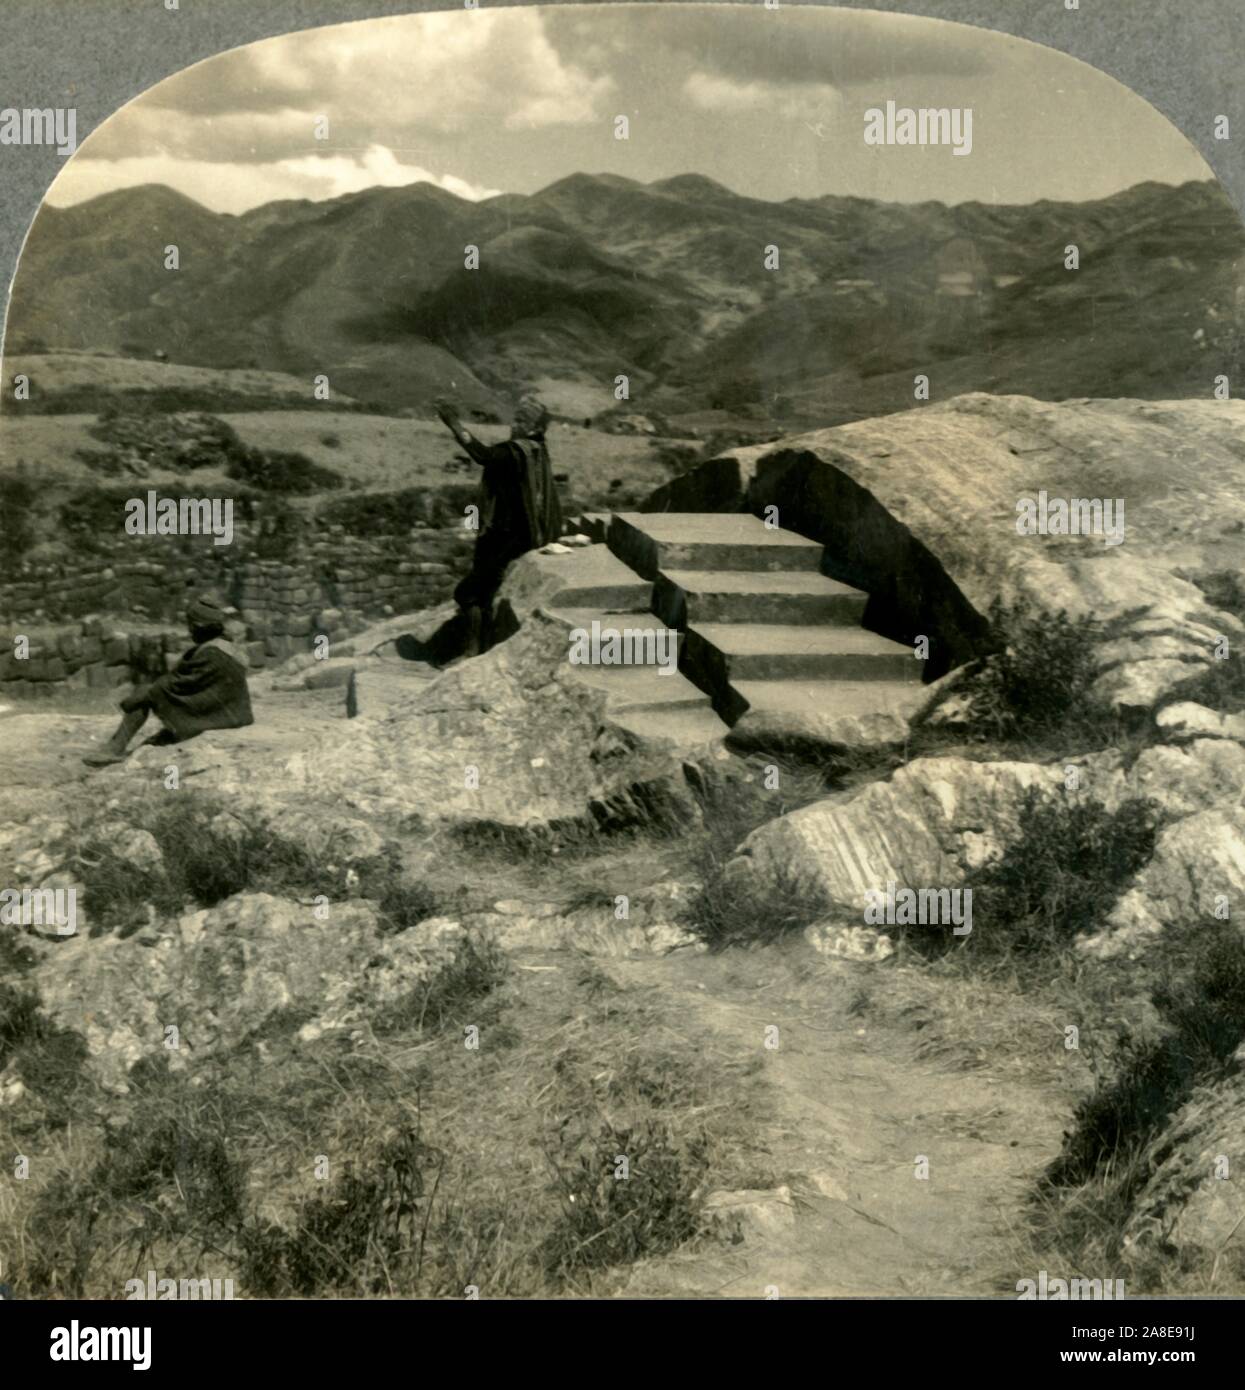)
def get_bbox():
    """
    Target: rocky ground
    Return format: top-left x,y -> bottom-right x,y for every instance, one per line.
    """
4,397 -> 1245,1298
